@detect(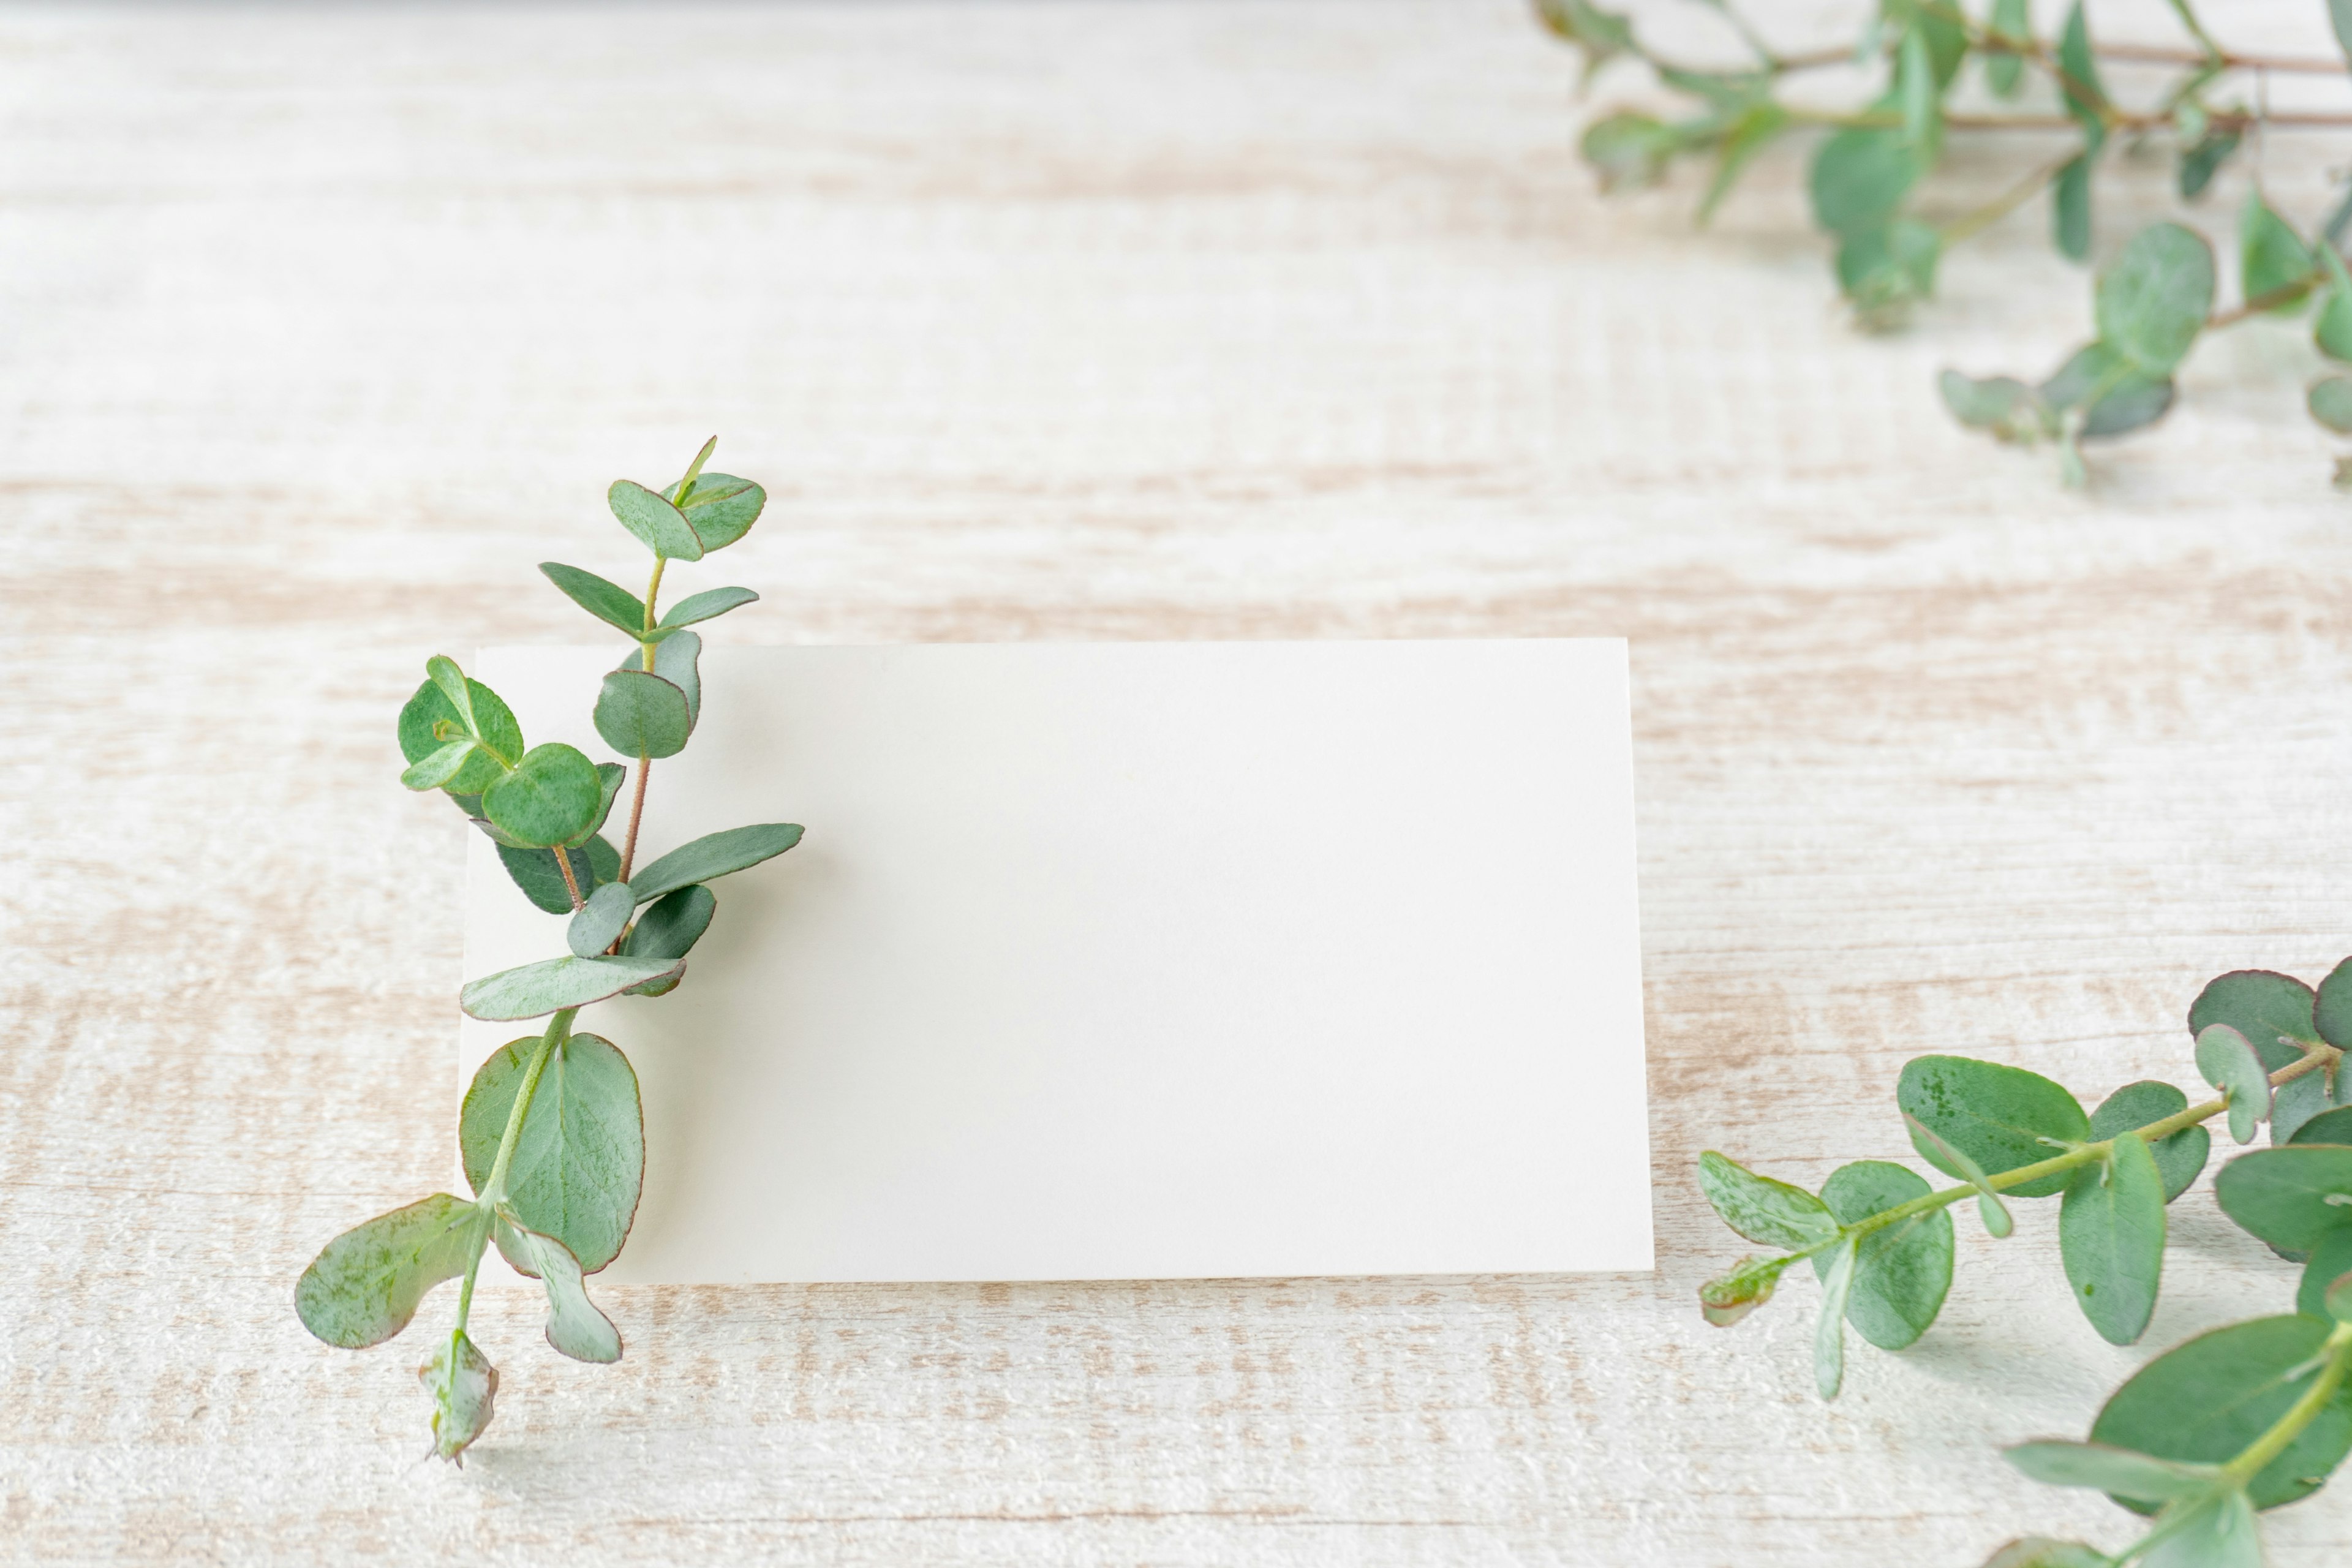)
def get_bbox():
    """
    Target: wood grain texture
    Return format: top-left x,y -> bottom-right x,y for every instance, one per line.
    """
4,1 -> 2351,1562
